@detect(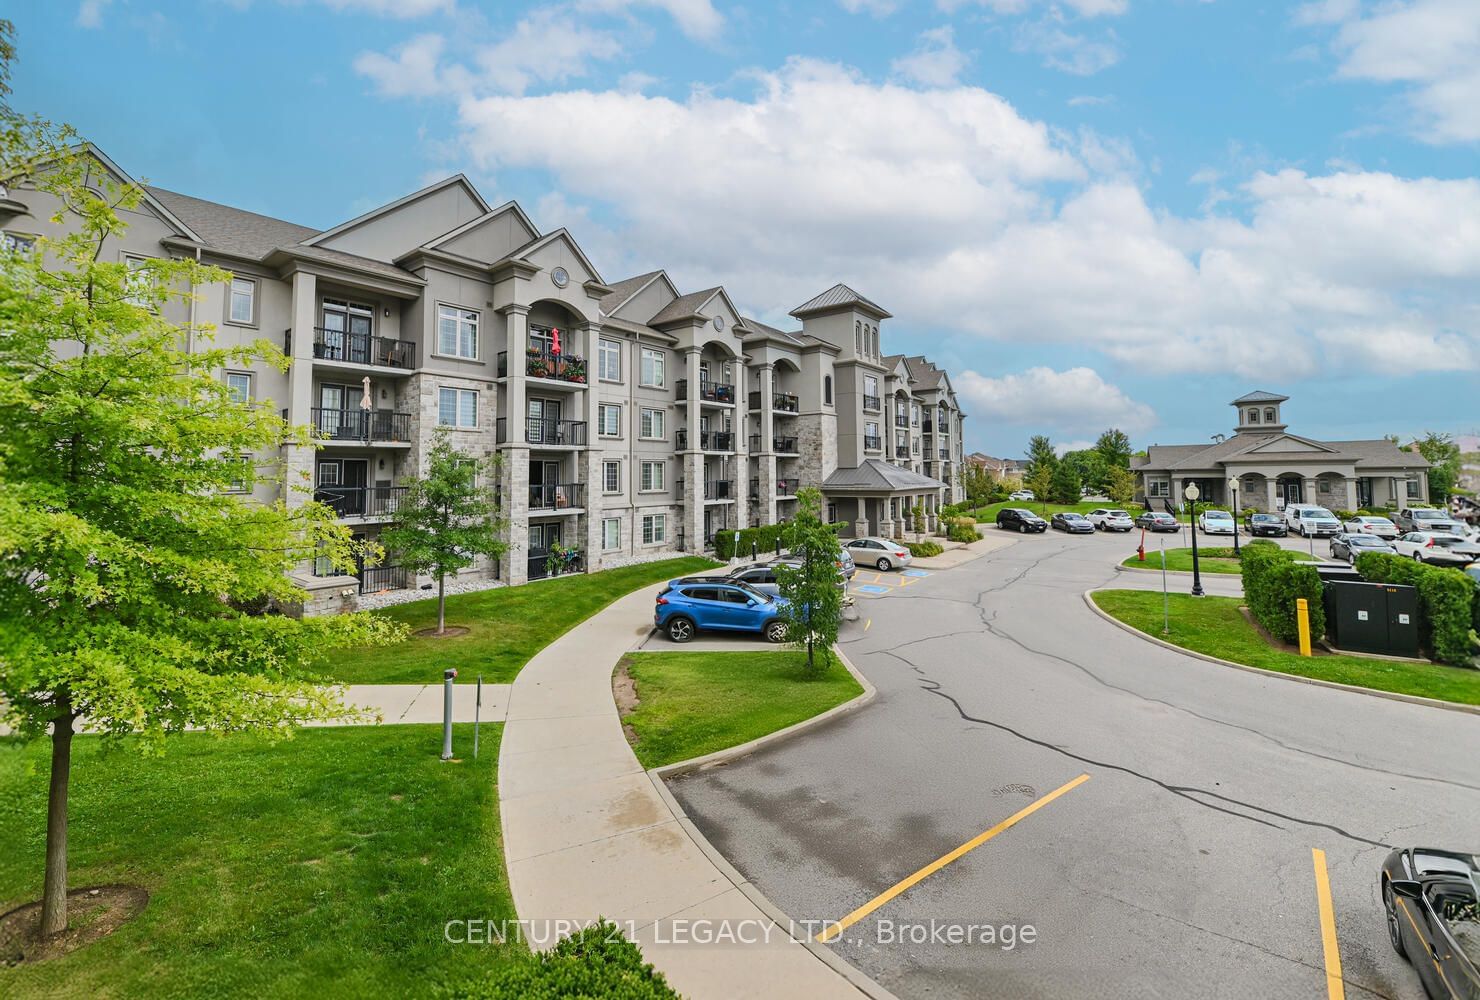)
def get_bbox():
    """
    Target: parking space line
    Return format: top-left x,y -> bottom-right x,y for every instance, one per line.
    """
1311,848 -> 1345,1000
864,618 -> 871,632
815,773 -> 1091,943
